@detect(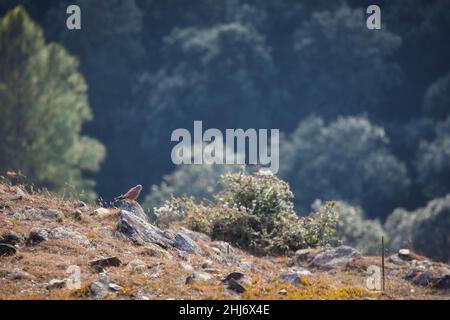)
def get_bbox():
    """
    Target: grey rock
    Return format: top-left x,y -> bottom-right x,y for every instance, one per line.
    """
412,271 -> 435,287
74,209 -> 83,221
434,275 -> 450,290
177,250 -> 190,261
174,232 -> 202,254
108,282 -> 123,292
90,280 -> 108,298
15,187 -> 26,198
280,273 -> 304,286
89,257 -> 122,272
294,248 -> 315,264
116,201 -> 149,222
398,249 -> 412,260
222,272 -> 245,283
411,259 -> 433,270
50,227 -> 89,245
212,241 -> 234,255
125,259 -> 147,272
288,267 -> 312,276
42,209 -> 64,219
1,231 -> 24,245
388,254 -> 410,265
178,227 -> 211,242
5,268 -> 36,281
226,278 -> 246,294
27,228 -> 49,245
47,279 -> 67,290
117,210 -> 175,248
0,243 -> 17,256
311,246 -> 361,269
186,272 -> 212,284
